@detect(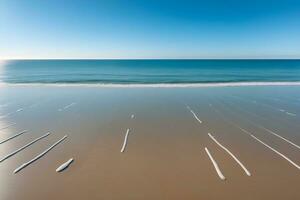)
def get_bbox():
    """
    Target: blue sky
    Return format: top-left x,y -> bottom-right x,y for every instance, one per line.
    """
1,0 -> 300,59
